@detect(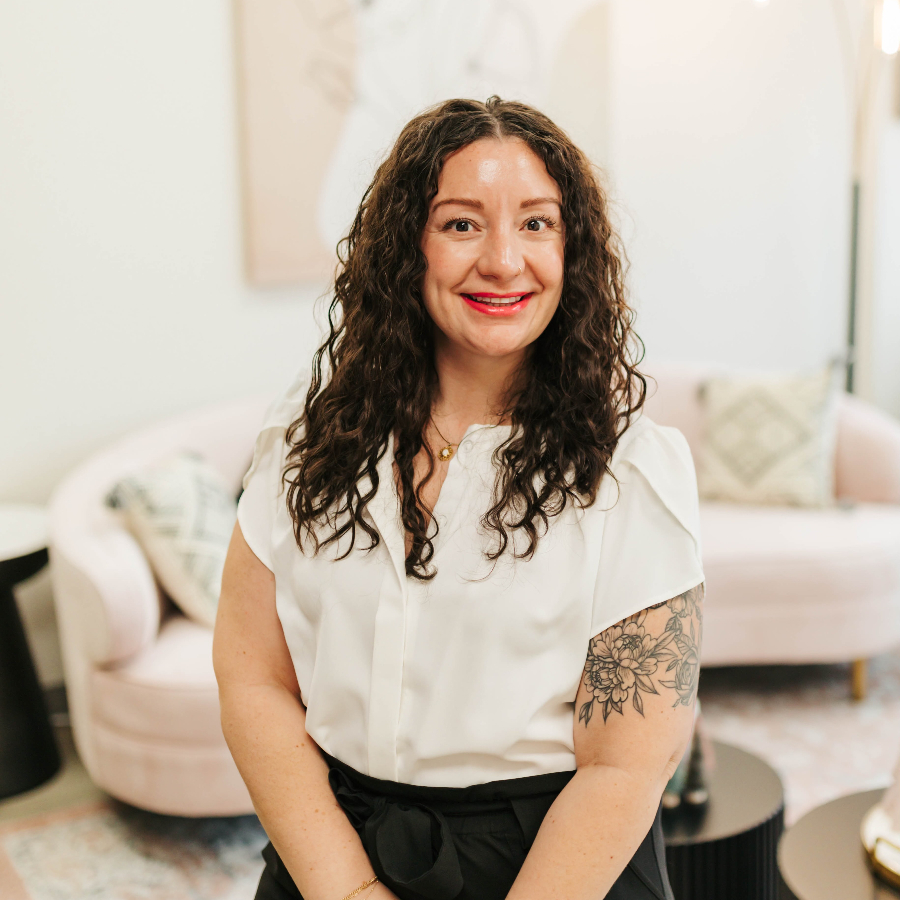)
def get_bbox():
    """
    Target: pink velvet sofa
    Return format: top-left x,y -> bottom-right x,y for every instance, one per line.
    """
47,366 -> 900,815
